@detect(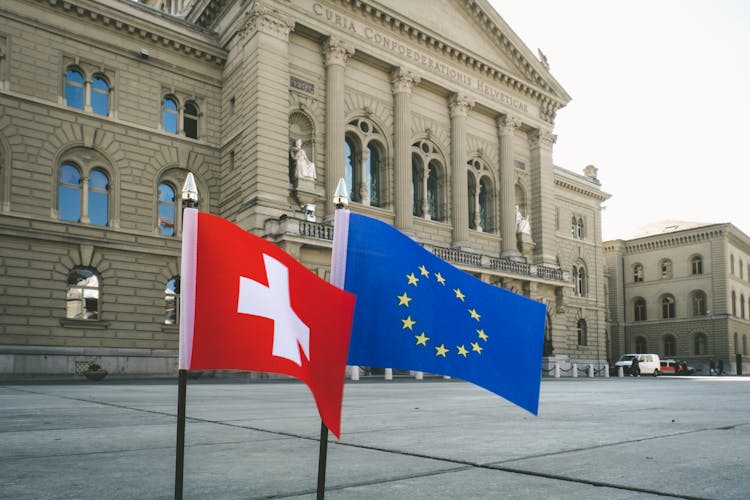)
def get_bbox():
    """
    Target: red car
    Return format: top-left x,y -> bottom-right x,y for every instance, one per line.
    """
660,359 -> 695,375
